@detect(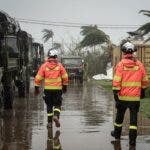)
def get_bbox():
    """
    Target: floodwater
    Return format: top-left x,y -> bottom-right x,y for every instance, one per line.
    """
0,80 -> 150,150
